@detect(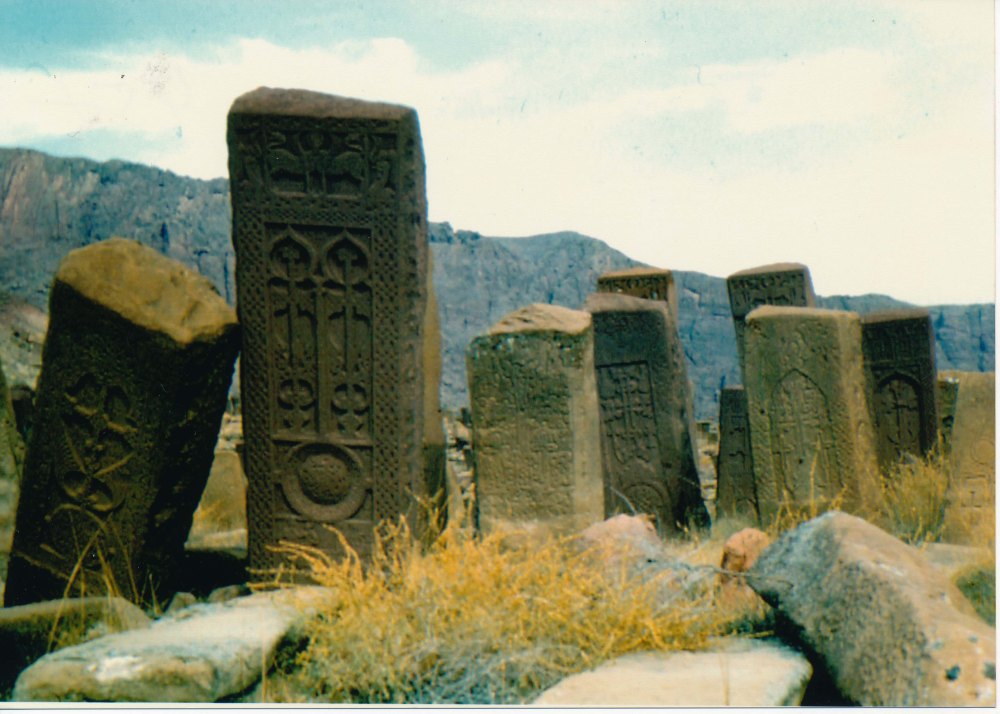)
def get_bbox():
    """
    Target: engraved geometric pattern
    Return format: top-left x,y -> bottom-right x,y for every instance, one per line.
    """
873,375 -> 921,467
